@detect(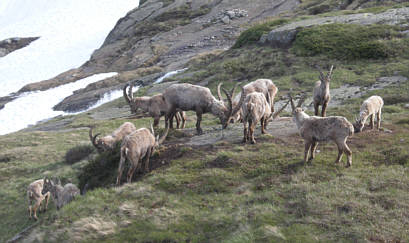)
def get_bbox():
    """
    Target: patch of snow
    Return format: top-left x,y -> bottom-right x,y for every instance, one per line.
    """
154,68 -> 187,84
0,0 -> 139,97
0,73 -> 117,135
